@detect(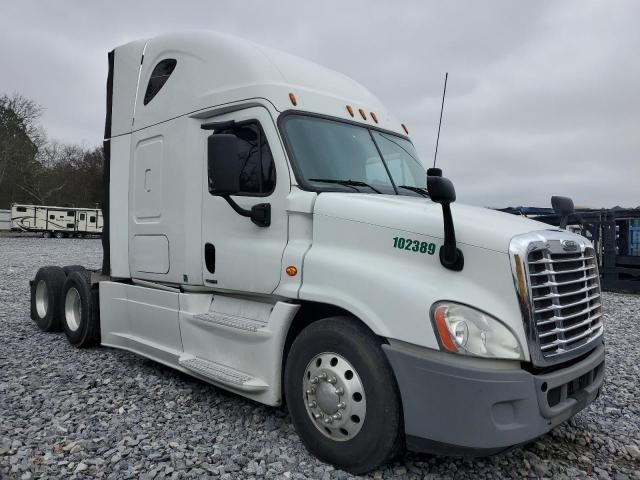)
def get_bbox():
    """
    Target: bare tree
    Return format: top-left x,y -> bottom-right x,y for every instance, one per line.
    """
0,92 -> 104,209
